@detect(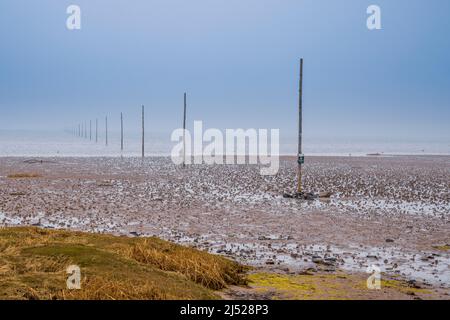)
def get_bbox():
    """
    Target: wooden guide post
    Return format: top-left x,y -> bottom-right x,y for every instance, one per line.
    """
105,116 -> 108,146
297,58 -> 304,194
120,112 -> 124,152
141,105 -> 145,158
